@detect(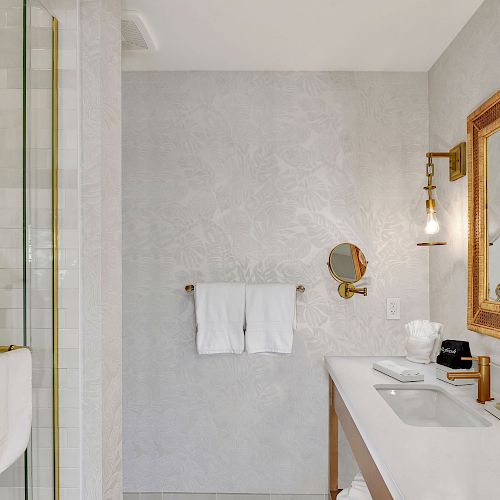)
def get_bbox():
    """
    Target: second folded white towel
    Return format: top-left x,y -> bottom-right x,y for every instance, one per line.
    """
245,283 -> 296,354
195,282 -> 245,354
